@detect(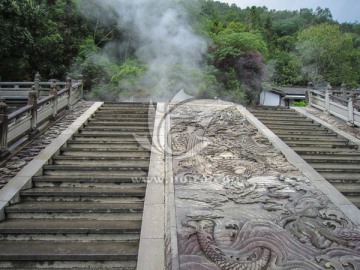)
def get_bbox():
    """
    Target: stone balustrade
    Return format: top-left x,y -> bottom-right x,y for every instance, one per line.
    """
0,75 -> 83,158
307,83 -> 360,127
